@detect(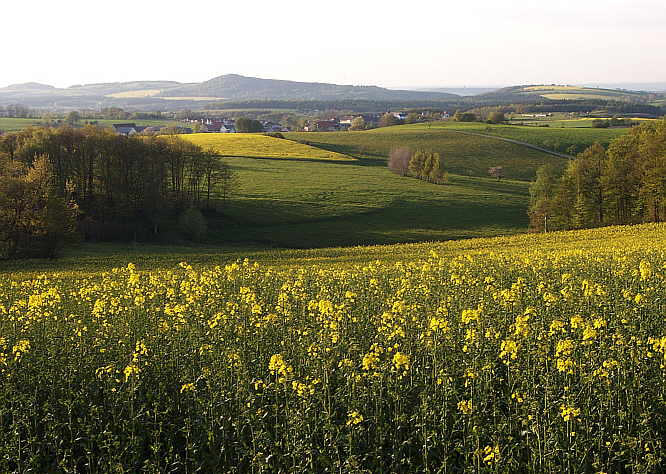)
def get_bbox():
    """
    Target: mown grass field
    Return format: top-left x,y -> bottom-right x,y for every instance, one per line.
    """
2,223 -> 665,472
286,126 -> 566,180
509,117 -> 653,128
416,121 -> 629,153
517,85 -> 647,101
213,157 -> 529,247
540,93 -> 628,100
183,133 -> 355,161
